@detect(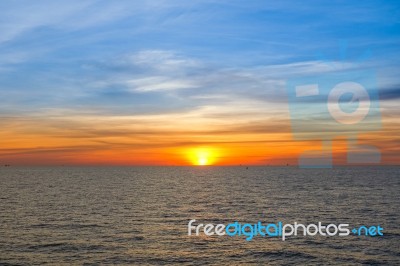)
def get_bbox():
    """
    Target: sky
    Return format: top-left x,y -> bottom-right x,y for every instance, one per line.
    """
0,0 -> 399,166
